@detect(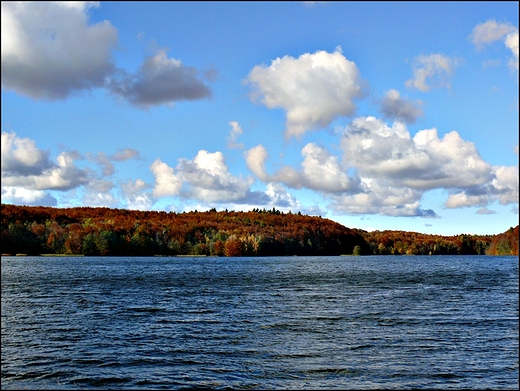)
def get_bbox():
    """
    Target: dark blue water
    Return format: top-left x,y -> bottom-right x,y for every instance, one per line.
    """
1,255 -> 518,390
